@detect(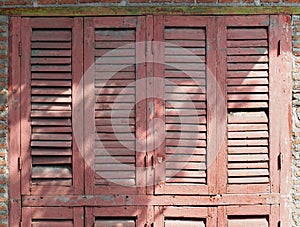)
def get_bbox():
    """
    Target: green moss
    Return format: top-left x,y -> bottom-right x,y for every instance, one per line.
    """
1,6 -> 300,16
